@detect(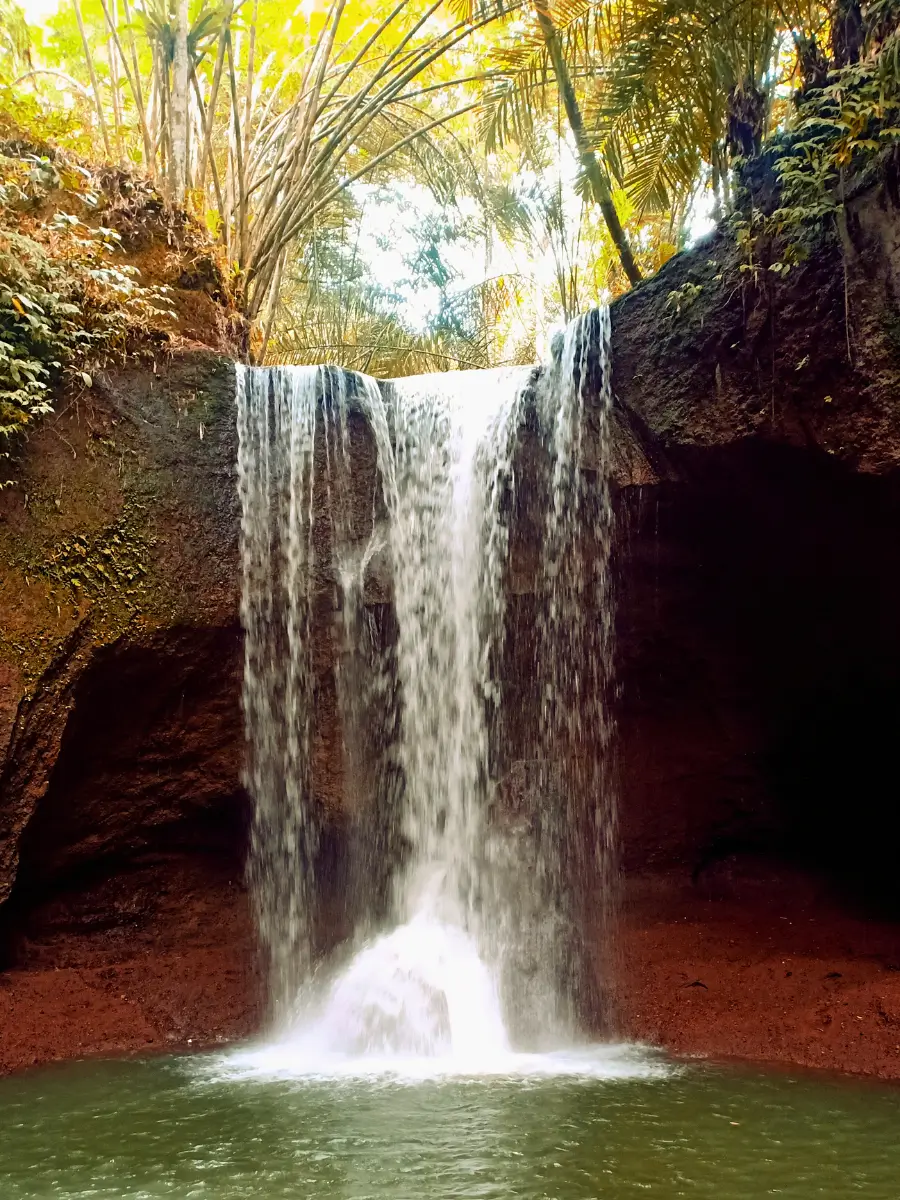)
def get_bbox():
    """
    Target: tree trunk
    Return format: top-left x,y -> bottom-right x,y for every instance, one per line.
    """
830,0 -> 864,66
171,0 -> 190,206
534,3 -> 642,288
795,34 -> 829,101
726,77 -> 767,159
